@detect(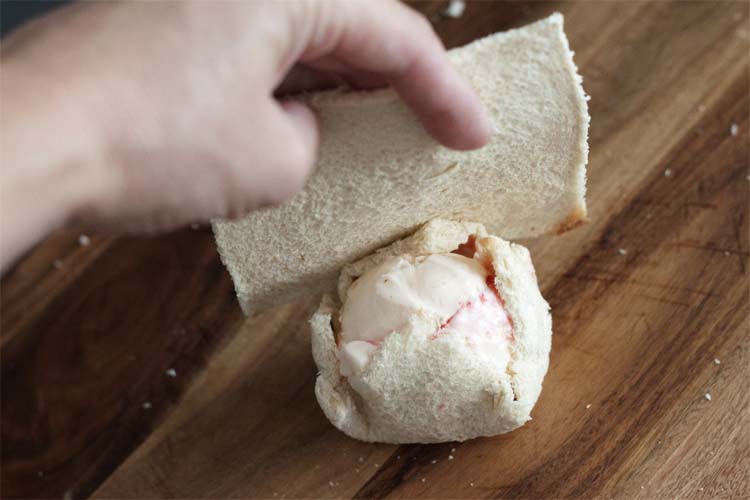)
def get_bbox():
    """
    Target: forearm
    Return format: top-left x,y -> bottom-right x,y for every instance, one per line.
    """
0,55 -> 106,270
